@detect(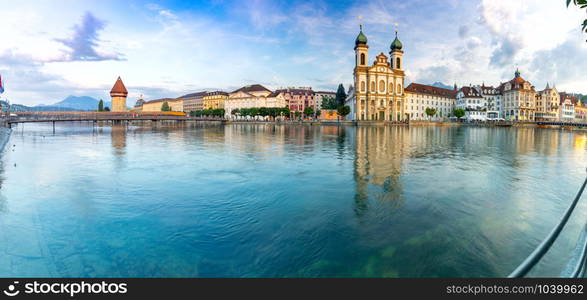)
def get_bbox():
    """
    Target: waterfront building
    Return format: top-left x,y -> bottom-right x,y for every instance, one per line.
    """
404,83 -> 456,121
179,91 -> 208,113
224,84 -> 286,118
110,77 -> 128,112
141,98 -> 183,112
274,87 -> 316,115
345,27 -> 406,121
203,91 -> 228,110
575,99 -> 587,123
477,84 -> 502,119
456,86 -> 486,121
535,83 -> 560,121
559,92 -> 578,122
500,69 -> 537,121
